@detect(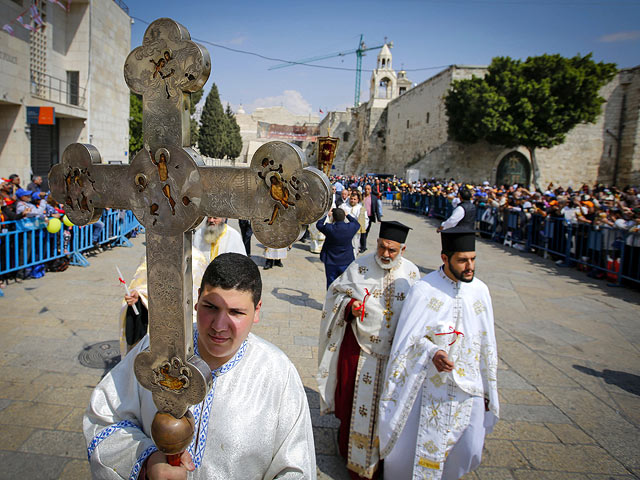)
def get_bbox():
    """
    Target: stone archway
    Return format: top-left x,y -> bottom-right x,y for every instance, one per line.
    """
496,151 -> 531,187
